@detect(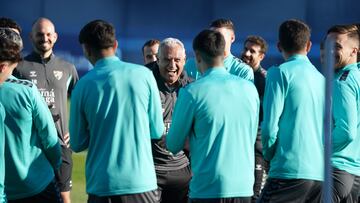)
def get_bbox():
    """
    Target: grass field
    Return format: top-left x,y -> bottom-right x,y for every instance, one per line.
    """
71,152 -> 87,203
